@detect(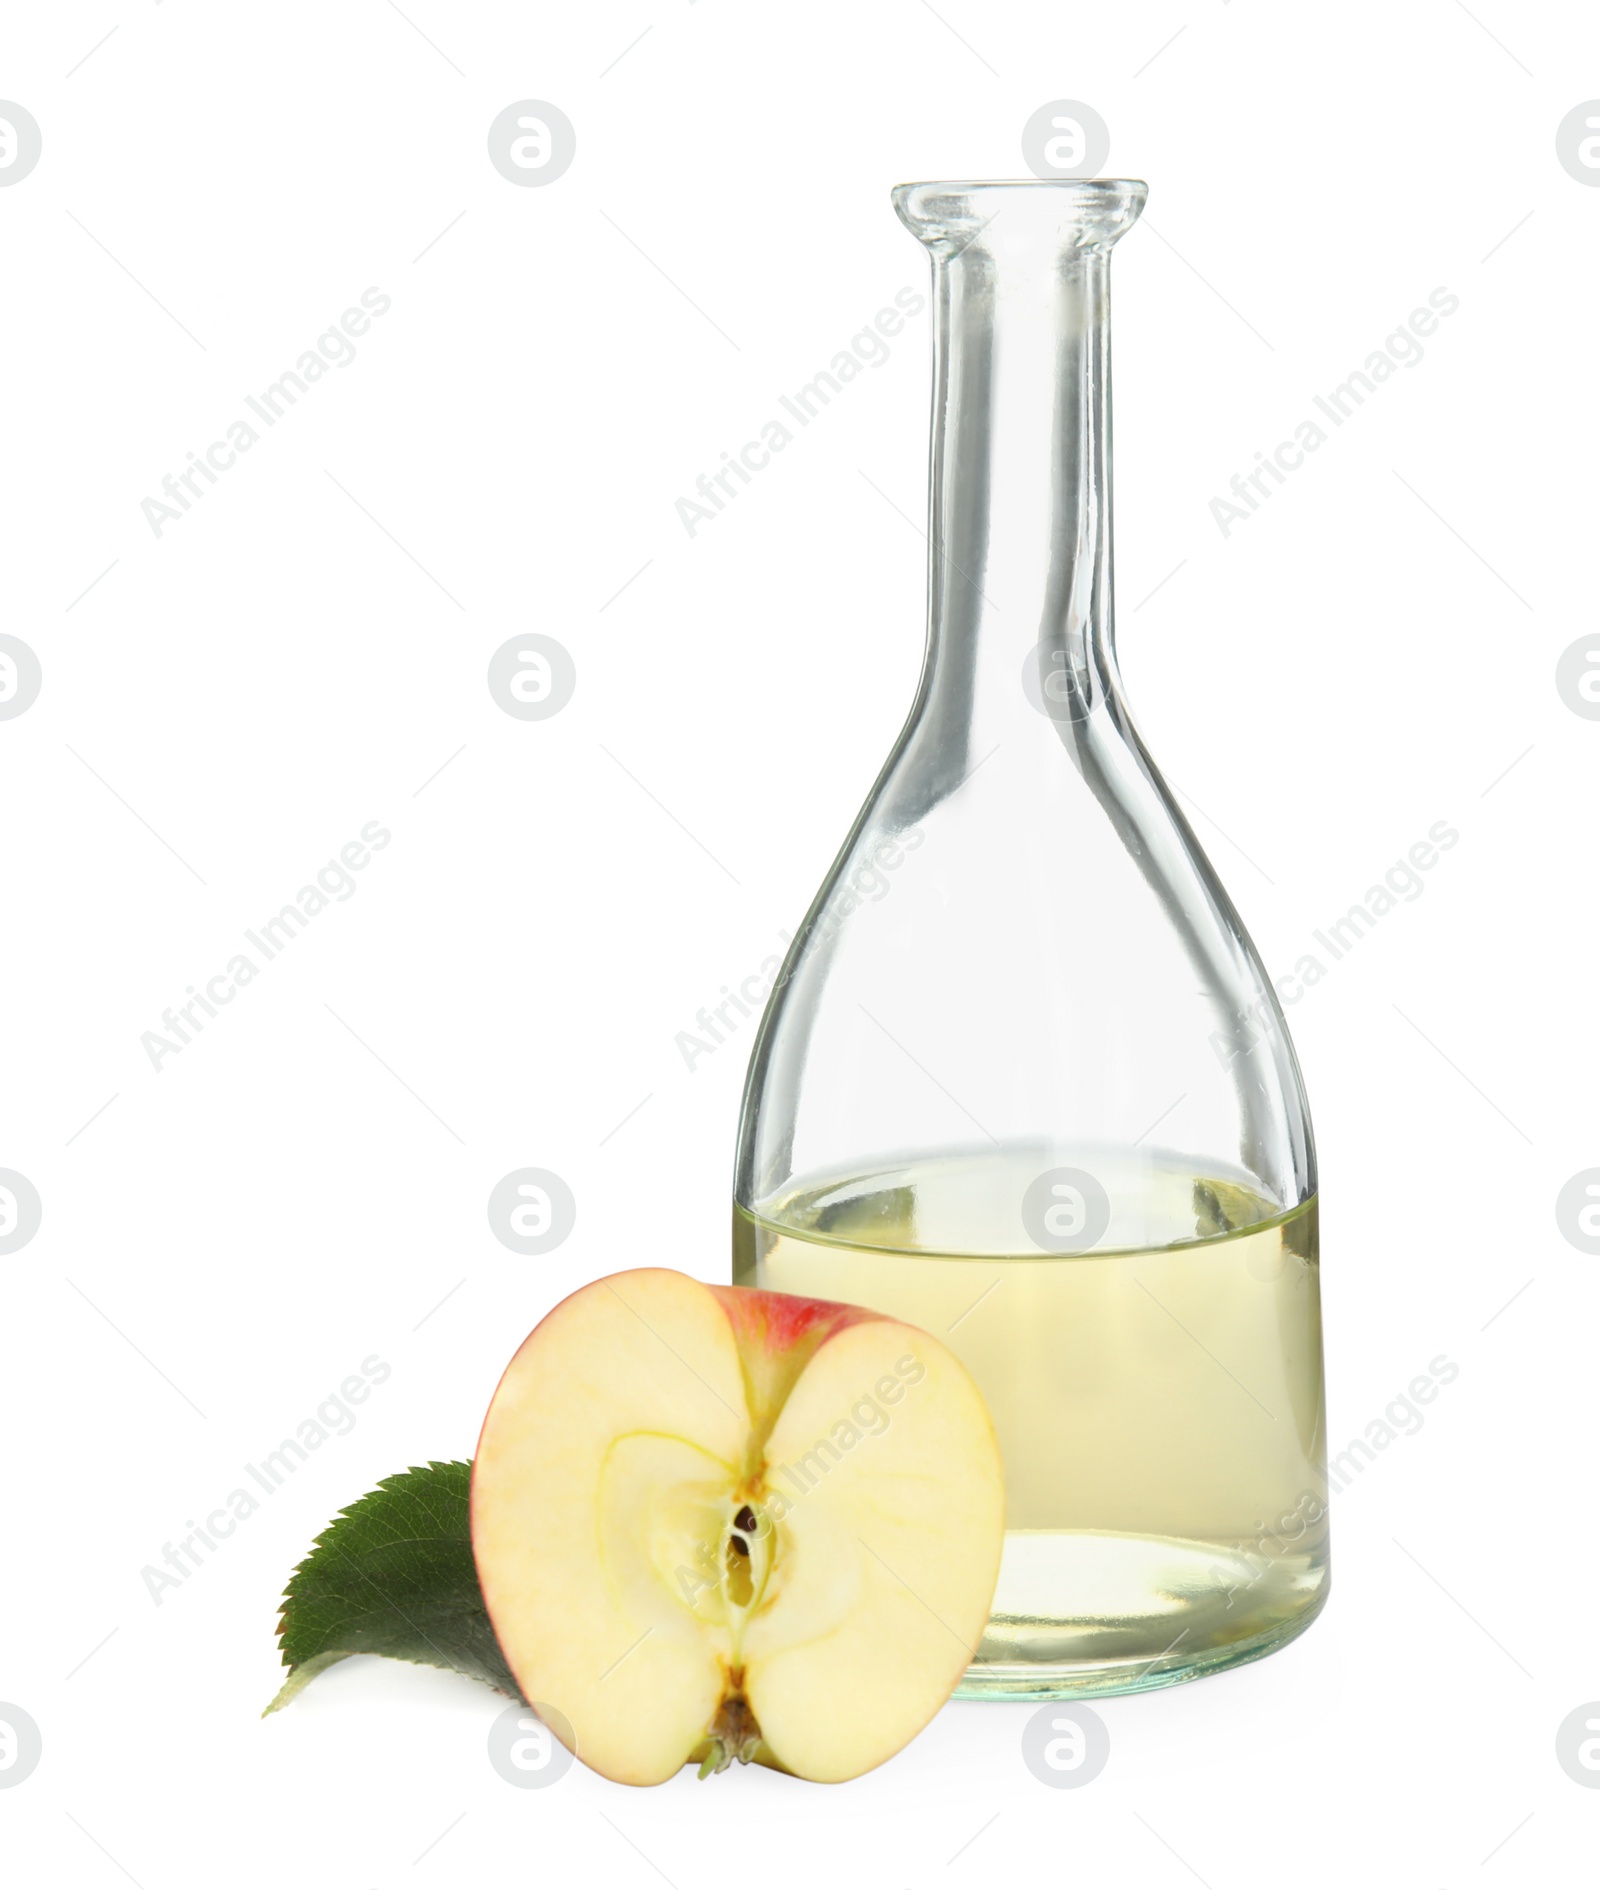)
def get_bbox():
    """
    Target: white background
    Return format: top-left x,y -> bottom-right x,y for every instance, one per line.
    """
2,2 -> 1597,1883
